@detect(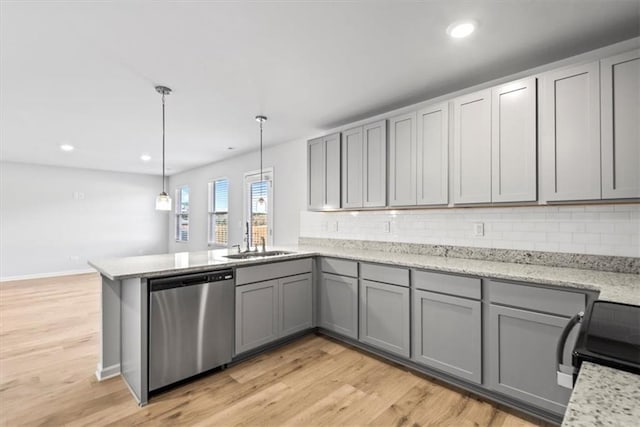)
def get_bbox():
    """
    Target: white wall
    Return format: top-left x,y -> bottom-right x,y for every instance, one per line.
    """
167,138 -> 306,253
300,205 -> 640,257
0,162 -> 169,280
